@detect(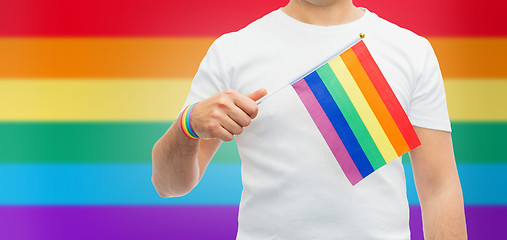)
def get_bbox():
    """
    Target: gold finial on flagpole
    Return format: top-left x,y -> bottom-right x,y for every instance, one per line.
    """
359,33 -> 365,39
